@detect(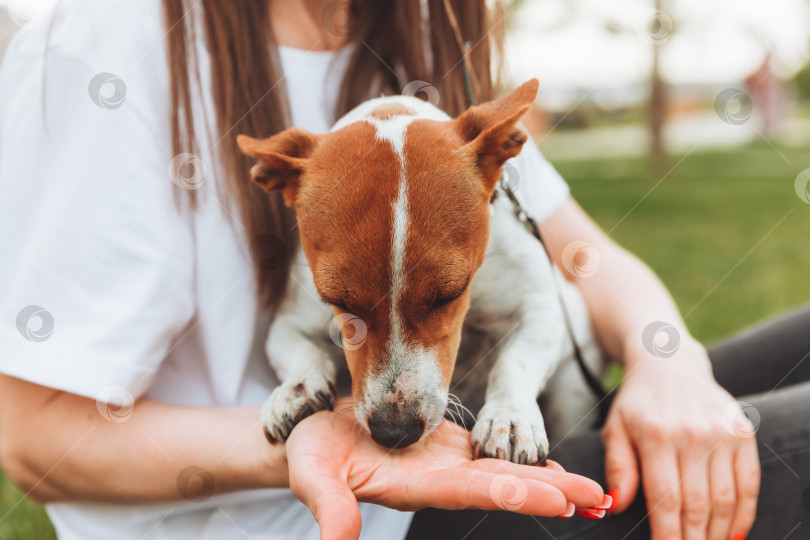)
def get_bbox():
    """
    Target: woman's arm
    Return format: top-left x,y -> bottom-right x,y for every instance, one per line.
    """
541,198 -> 760,540
541,198 -> 706,368
0,375 -> 287,503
